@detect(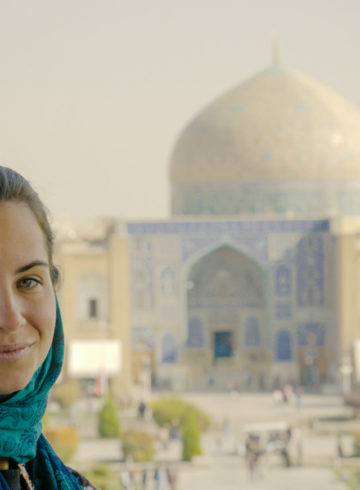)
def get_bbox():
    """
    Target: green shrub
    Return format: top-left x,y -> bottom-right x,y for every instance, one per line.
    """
353,432 -> 360,456
182,414 -> 202,462
98,393 -> 122,438
43,426 -> 79,463
151,397 -> 210,433
51,379 -> 80,410
122,430 -> 155,462
83,464 -> 120,490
